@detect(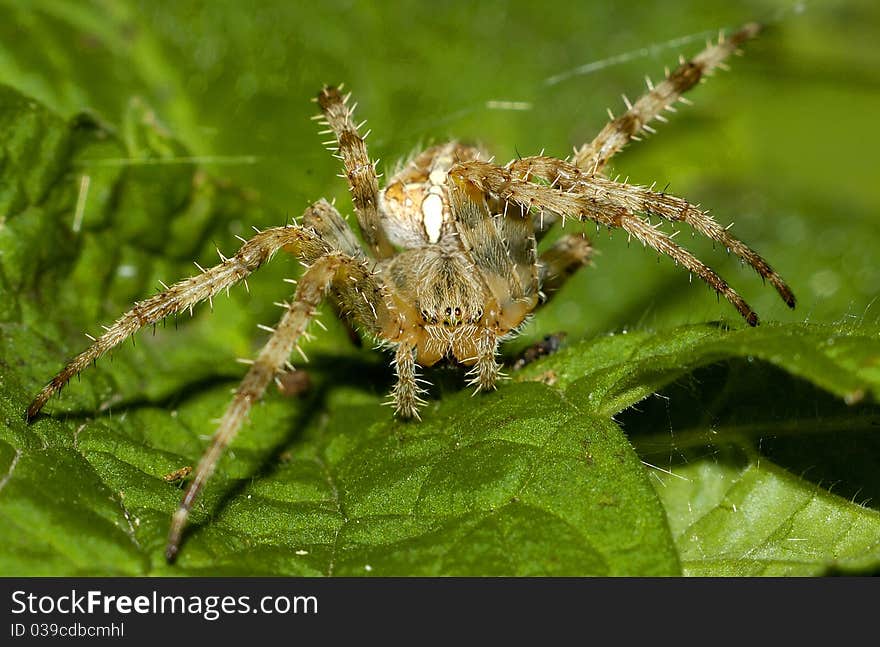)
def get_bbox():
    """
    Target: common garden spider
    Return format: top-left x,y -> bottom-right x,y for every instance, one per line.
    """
27,22 -> 794,561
